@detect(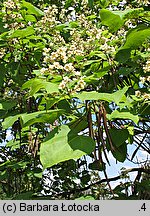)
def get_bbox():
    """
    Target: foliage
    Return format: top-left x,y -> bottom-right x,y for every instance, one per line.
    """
0,0 -> 150,200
